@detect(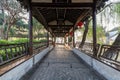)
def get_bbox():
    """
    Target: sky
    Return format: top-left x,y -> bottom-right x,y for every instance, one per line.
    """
110,0 -> 120,2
